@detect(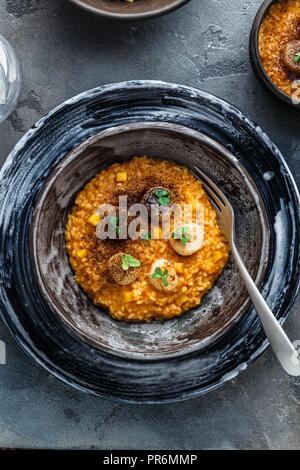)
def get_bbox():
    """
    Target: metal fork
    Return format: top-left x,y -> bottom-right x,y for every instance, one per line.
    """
193,165 -> 300,376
